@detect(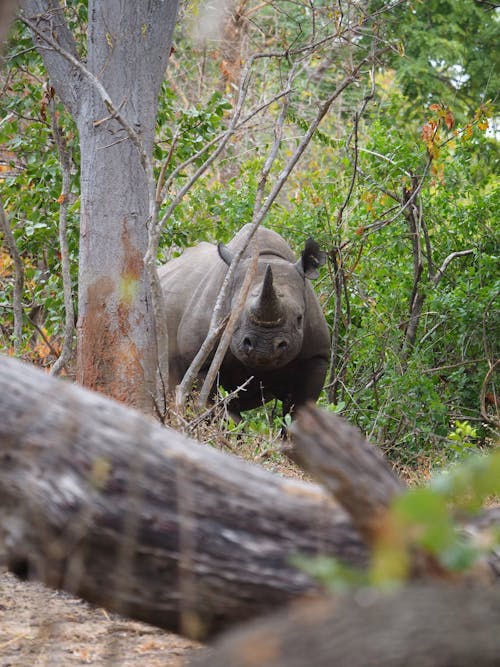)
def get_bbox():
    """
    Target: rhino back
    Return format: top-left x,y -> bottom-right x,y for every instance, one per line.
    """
228,224 -> 296,263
